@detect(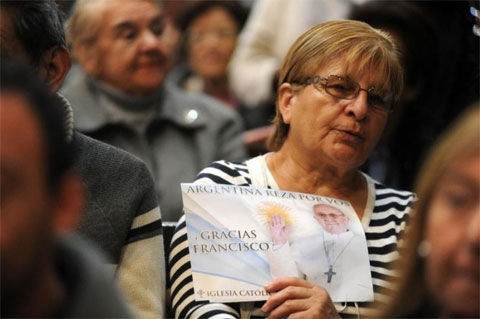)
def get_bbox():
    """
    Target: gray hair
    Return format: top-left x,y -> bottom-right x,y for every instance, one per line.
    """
66,0 -> 163,46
